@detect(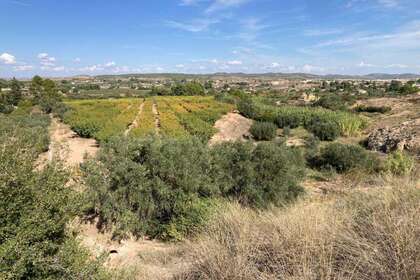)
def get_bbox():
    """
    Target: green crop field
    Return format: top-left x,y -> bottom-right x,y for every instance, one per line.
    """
64,96 -> 234,142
